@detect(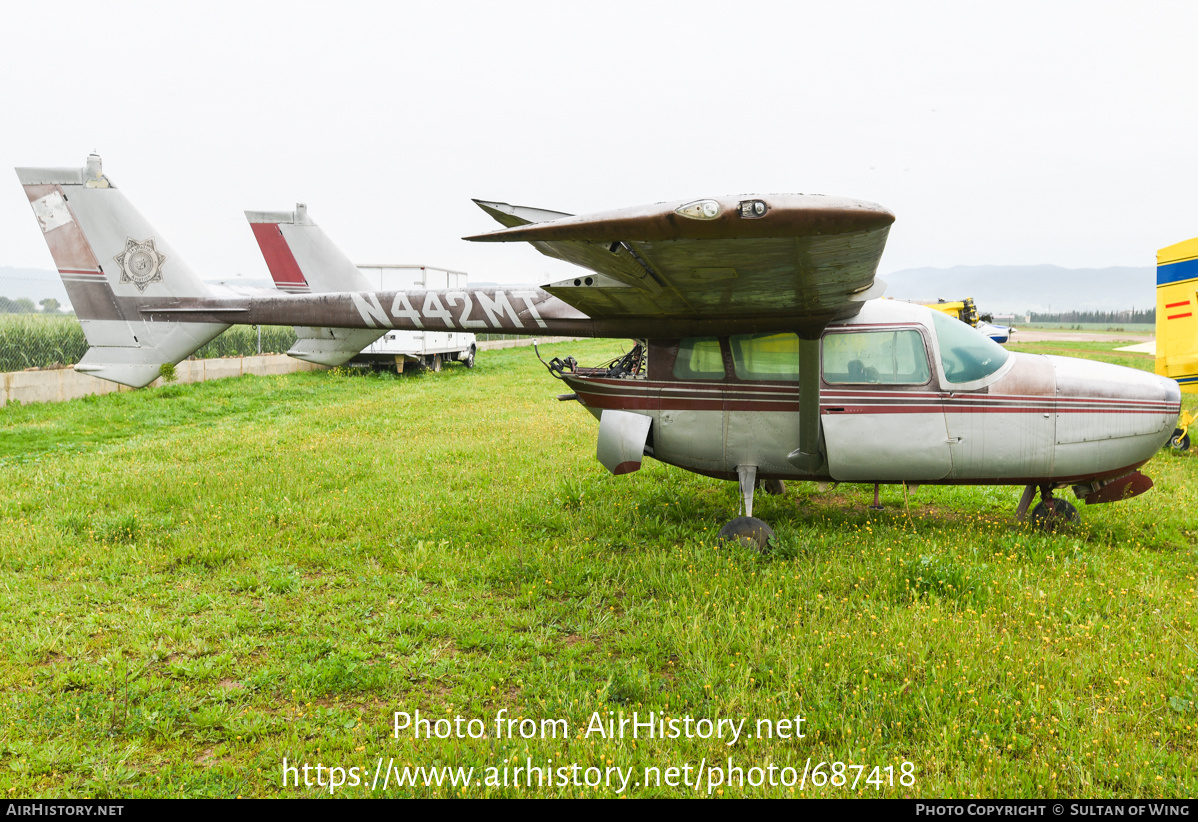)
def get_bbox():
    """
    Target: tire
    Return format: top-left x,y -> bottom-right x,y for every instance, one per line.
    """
1030,498 -> 1079,530
463,347 -> 476,369
431,354 -> 442,373
1169,429 -> 1190,451
717,516 -> 776,553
